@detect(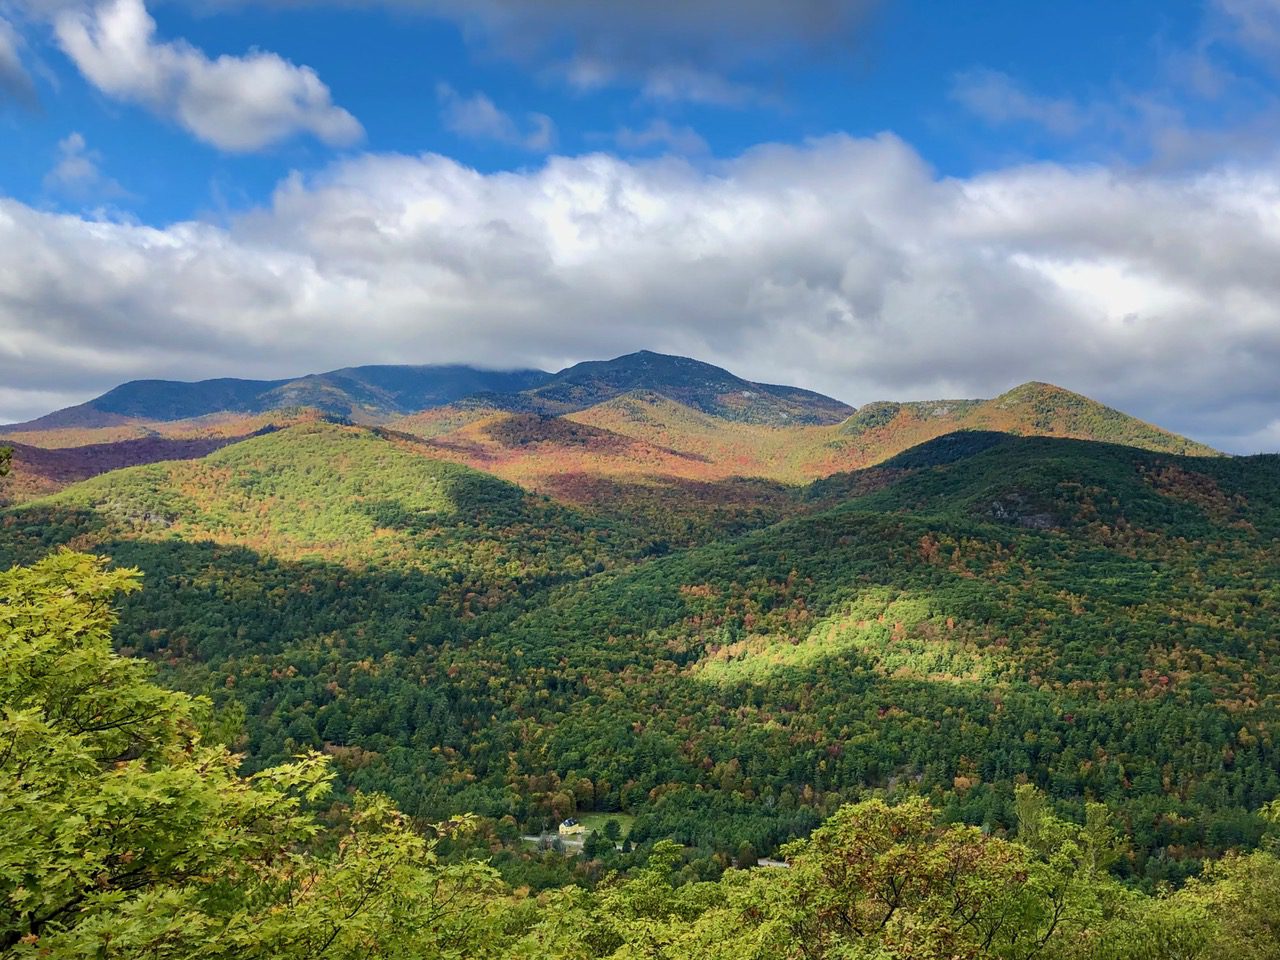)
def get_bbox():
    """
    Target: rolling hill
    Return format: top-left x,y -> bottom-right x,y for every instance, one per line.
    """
15,420 -> 649,573
0,432 -> 262,504
386,381 -> 1218,508
3,423 -> 1274,887
4,352 -> 1212,484
3,349 -> 1264,898
4,373 -> 1211,511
